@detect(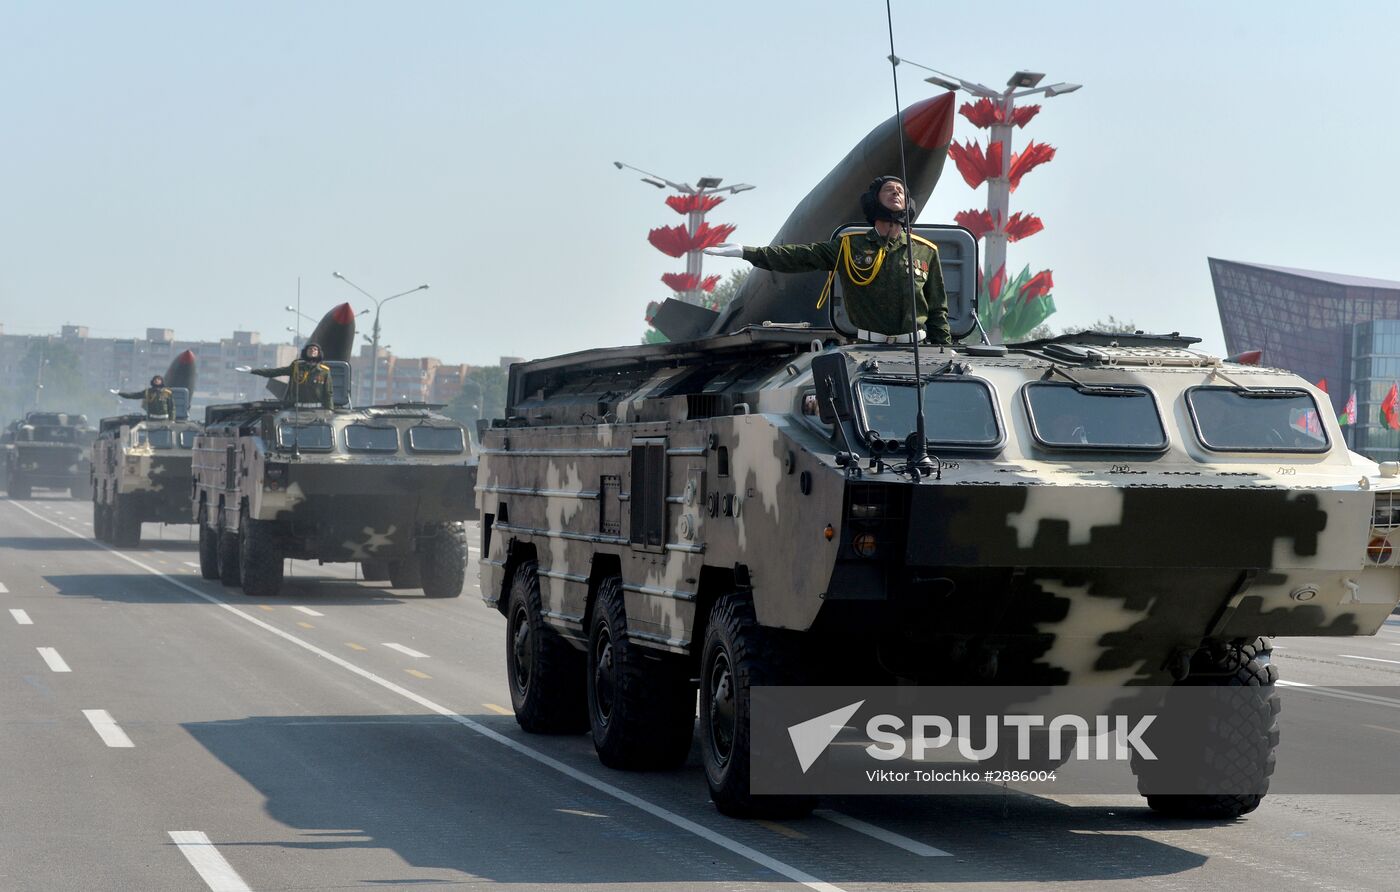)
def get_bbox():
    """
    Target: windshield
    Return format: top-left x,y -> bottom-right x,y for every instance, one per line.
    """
345,425 -> 399,452
177,430 -> 197,449
856,378 -> 1000,447
1187,386 -> 1329,452
407,426 -> 465,454
146,428 -> 175,449
1024,382 -> 1167,451
276,423 -> 333,450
